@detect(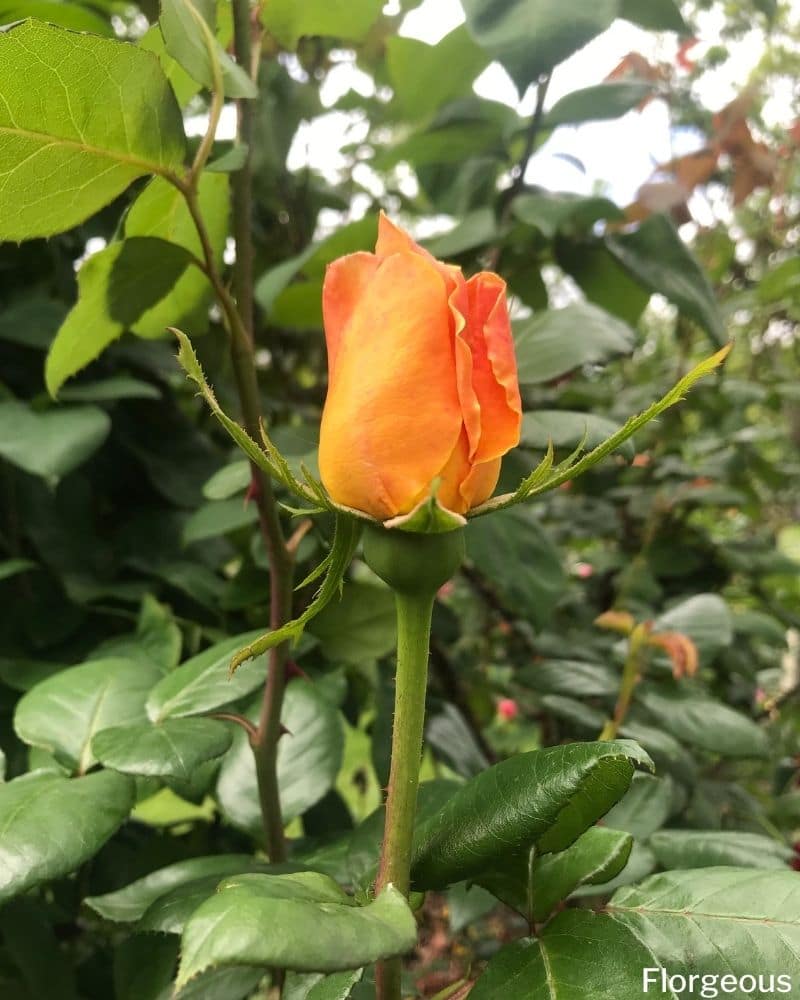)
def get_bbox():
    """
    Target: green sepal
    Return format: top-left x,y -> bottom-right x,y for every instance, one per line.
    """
173,328 -> 330,509
471,343 -> 732,518
384,479 -> 467,534
229,514 -> 362,673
